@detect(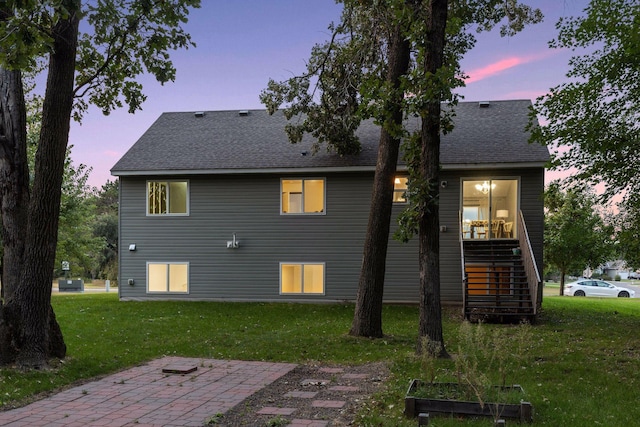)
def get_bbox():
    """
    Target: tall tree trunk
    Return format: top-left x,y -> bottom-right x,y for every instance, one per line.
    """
0,66 -> 30,365
350,20 -> 411,338
0,5 -> 30,363
0,67 -> 29,301
417,0 -> 448,357
3,1 -> 80,368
